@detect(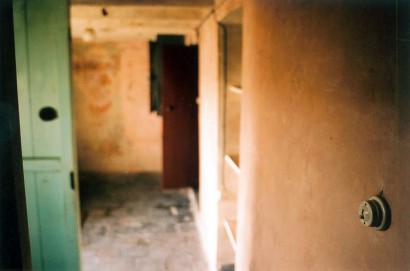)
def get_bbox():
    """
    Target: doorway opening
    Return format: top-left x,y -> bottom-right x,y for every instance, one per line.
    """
70,4 -> 204,270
